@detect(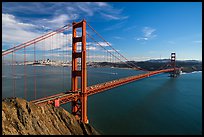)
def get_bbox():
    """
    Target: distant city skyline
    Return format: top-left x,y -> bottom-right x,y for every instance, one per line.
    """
2,2 -> 202,61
